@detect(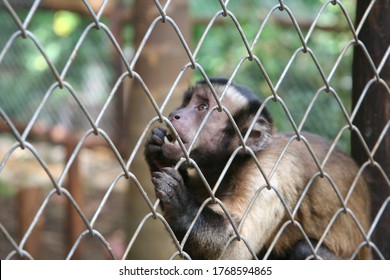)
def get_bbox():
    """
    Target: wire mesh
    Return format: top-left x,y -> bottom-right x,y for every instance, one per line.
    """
0,0 -> 389,260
